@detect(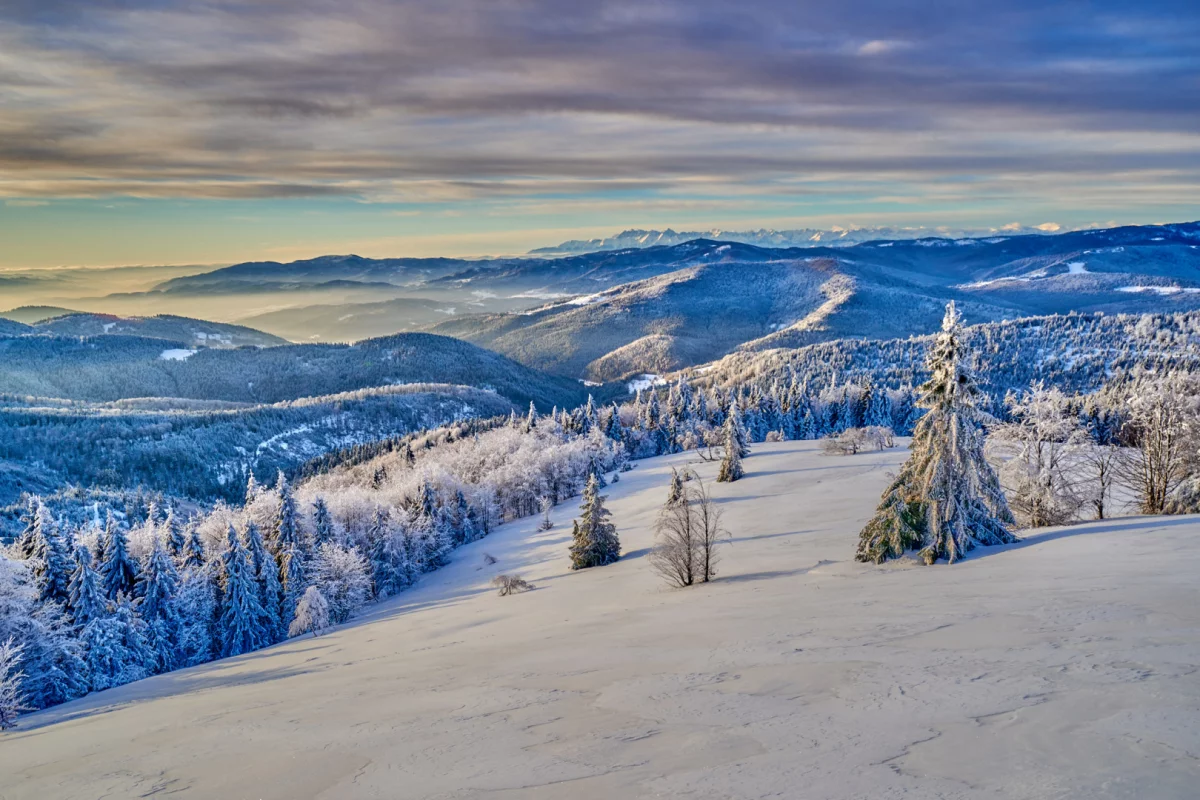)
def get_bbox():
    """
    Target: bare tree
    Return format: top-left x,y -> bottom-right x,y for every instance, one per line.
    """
0,637 -> 27,731
1082,442 -> 1120,519
821,428 -> 867,455
649,471 -> 729,587
991,382 -> 1087,527
491,574 -> 532,596
1116,374 -> 1200,515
